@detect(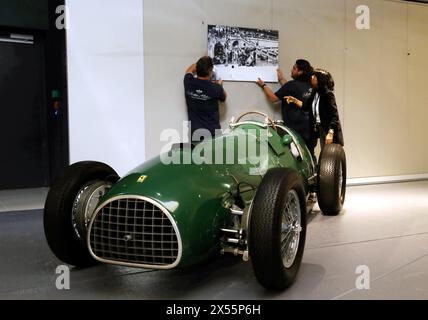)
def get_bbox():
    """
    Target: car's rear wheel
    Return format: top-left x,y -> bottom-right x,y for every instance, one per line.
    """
249,168 -> 307,290
317,144 -> 347,216
44,161 -> 119,267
